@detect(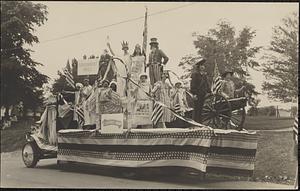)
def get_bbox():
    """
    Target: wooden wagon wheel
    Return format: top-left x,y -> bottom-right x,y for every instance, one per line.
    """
218,97 -> 247,131
201,93 -> 232,129
230,107 -> 246,130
